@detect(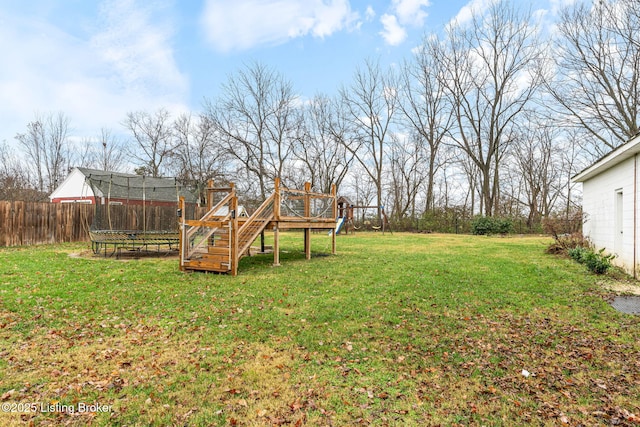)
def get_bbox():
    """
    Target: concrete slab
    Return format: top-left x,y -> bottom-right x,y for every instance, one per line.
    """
609,296 -> 640,315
